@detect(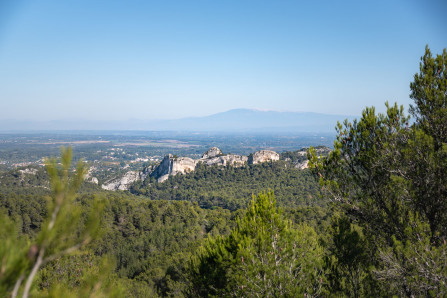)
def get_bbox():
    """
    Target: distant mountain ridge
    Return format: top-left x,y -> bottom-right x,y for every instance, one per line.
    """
0,109 -> 356,132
